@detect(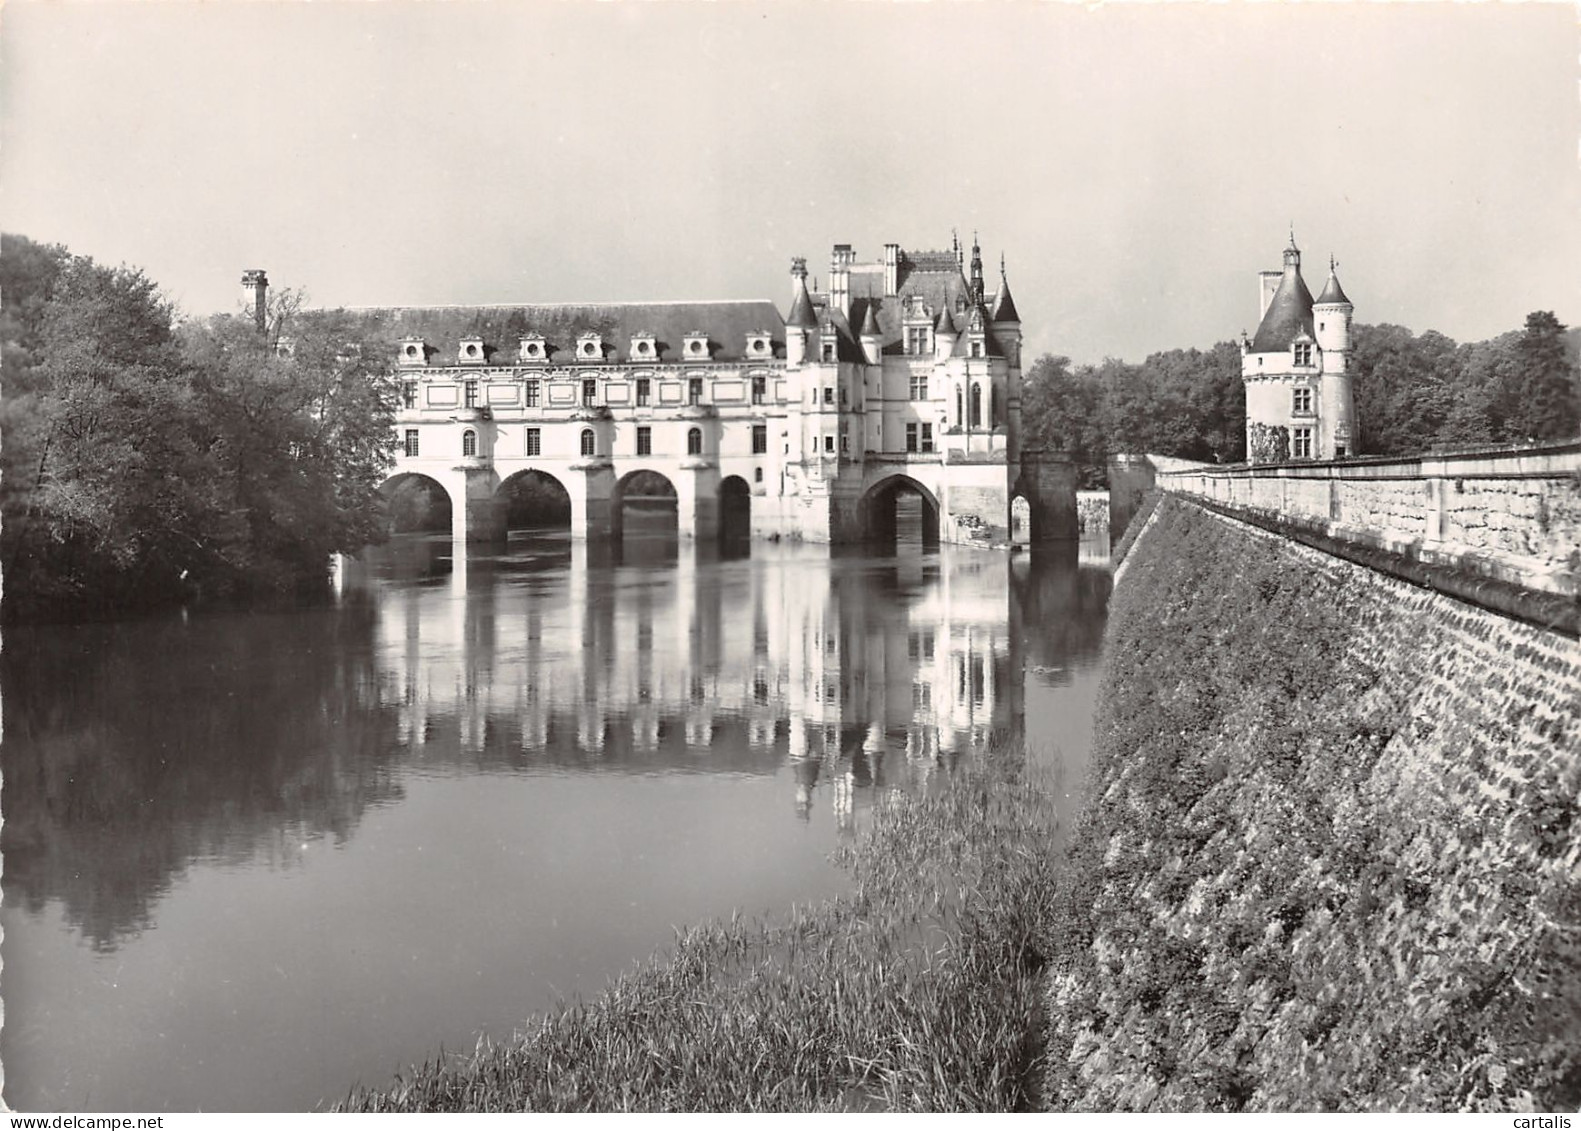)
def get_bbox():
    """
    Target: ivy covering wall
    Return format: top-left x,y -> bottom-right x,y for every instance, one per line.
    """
1044,496 -> 1580,1111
